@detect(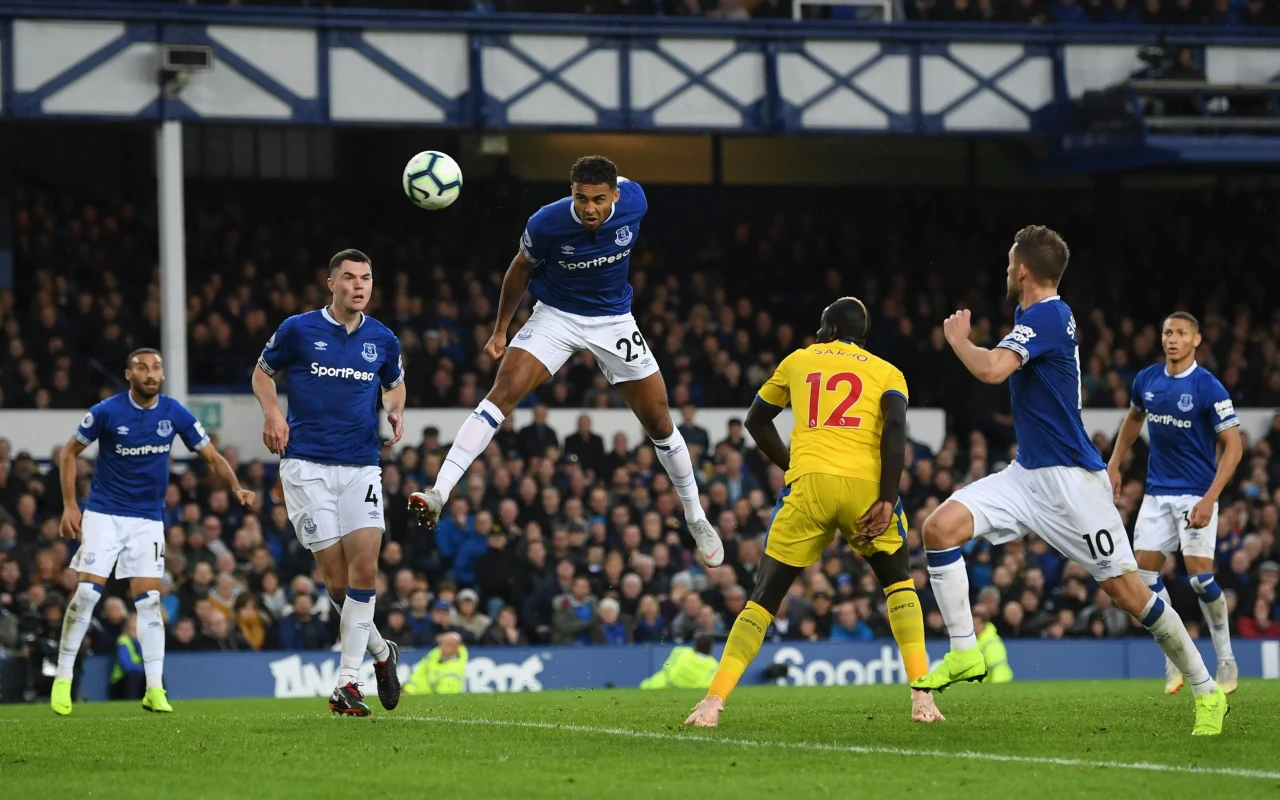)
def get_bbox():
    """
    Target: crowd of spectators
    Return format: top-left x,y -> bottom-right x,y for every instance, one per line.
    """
79,0 -> 1280,26
6,177 -> 1280,423
2,397 -> 1278,680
